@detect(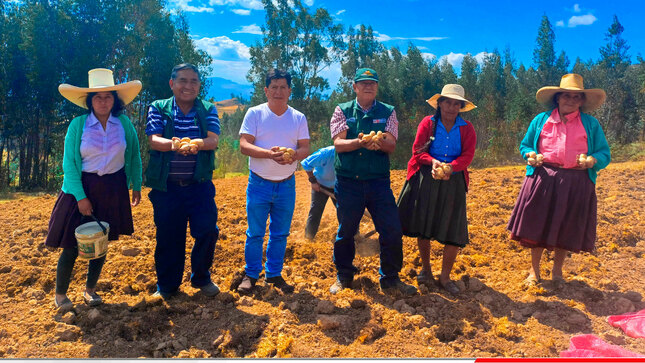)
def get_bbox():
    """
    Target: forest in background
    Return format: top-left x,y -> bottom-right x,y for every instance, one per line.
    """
1,0 -> 644,192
